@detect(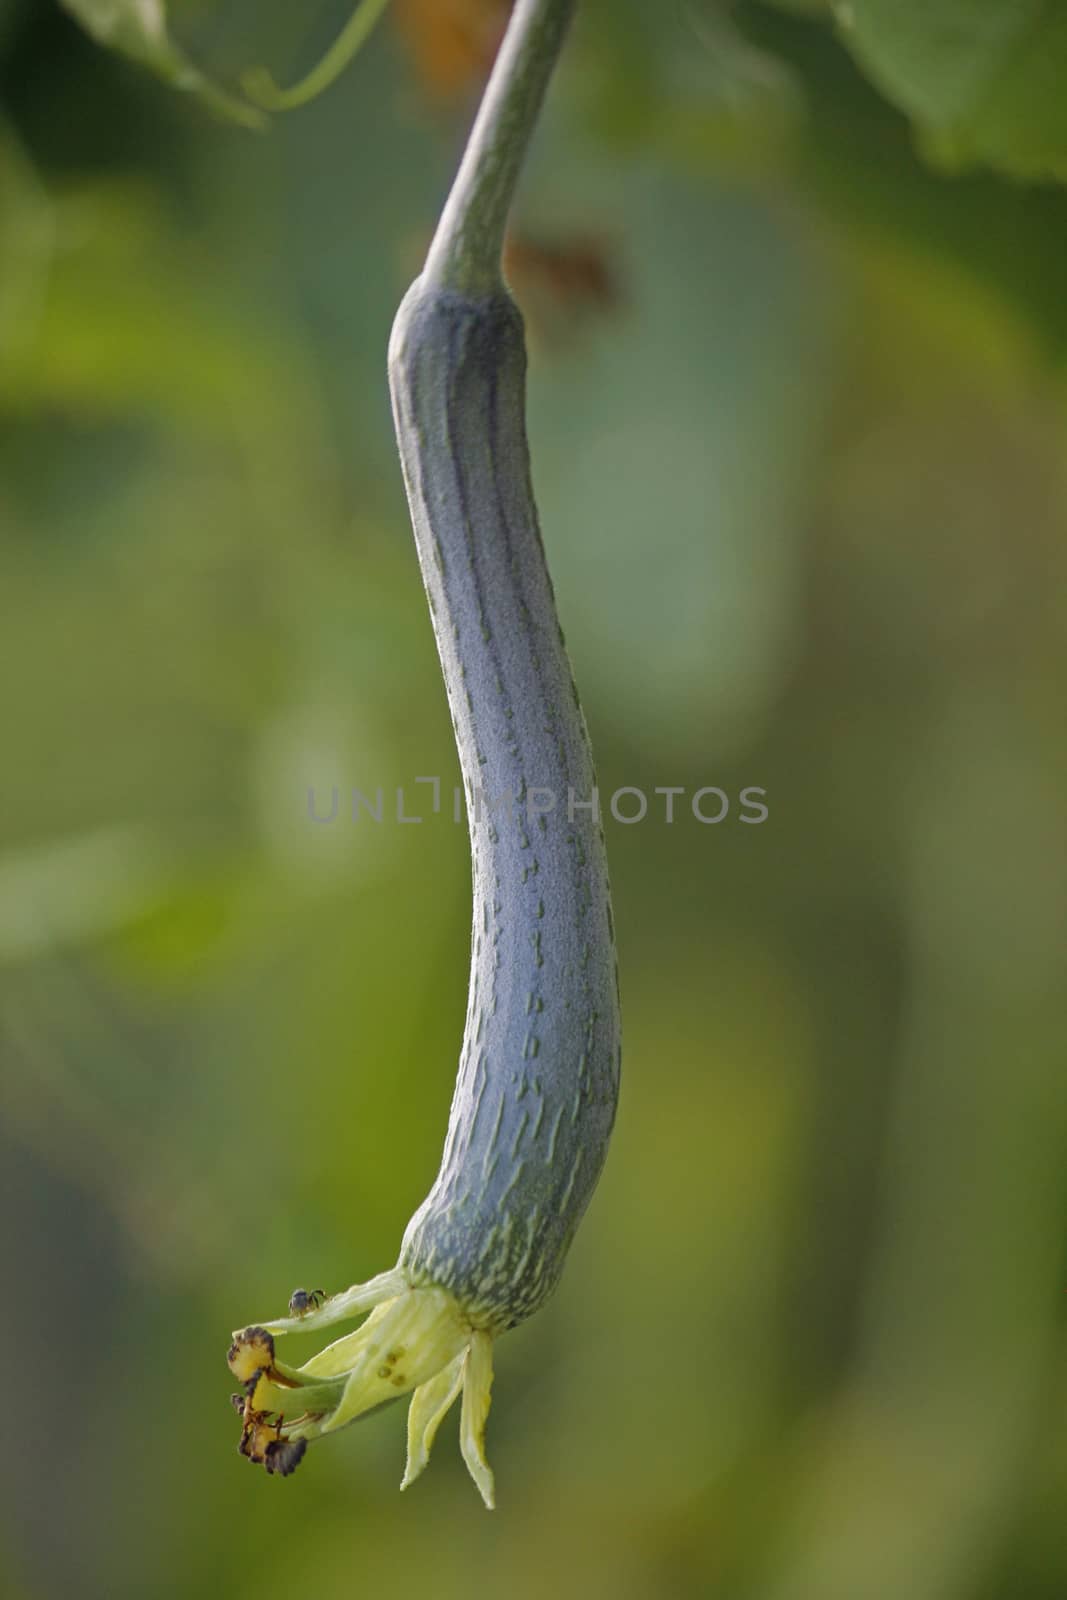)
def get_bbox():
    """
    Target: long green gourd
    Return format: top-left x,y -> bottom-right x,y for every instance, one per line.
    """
227,0 -> 620,1508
